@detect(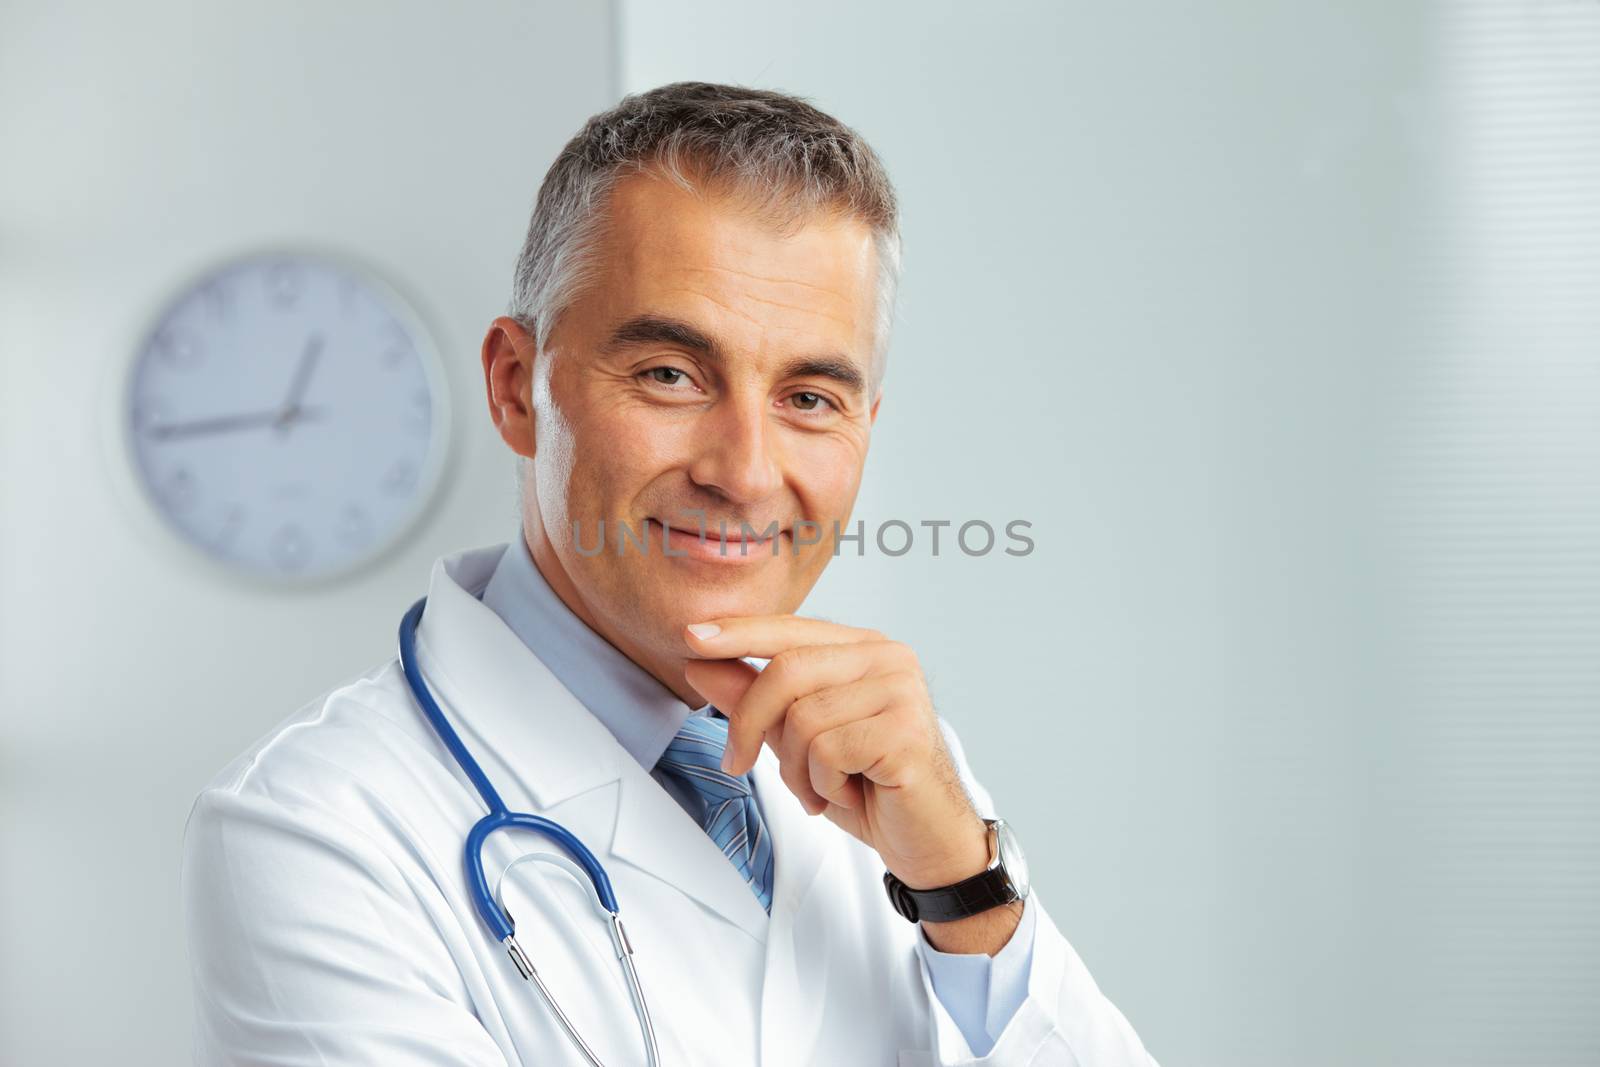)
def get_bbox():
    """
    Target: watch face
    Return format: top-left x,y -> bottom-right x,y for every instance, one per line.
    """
125,251 -> 450,583
996,820 -> 1030,897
